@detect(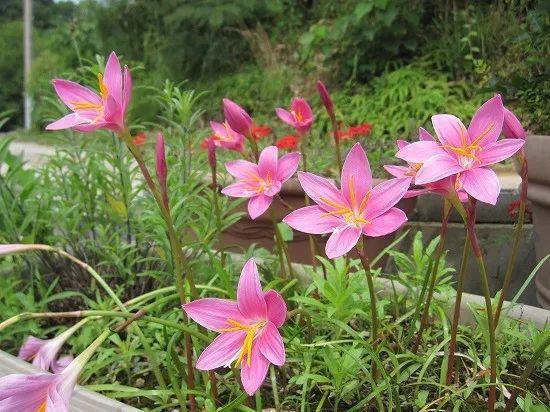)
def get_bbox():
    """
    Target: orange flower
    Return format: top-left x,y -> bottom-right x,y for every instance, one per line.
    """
133,132 -> 147,146
276,135 -> 299,150
251,124 -> 272,141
